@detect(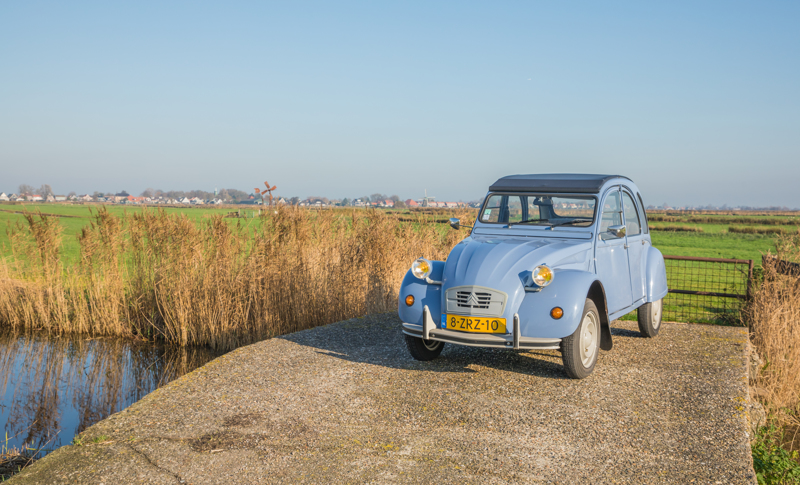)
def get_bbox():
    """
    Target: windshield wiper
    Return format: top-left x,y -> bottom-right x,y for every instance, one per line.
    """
548,218 -> 593,228
507,218 -> 551,227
